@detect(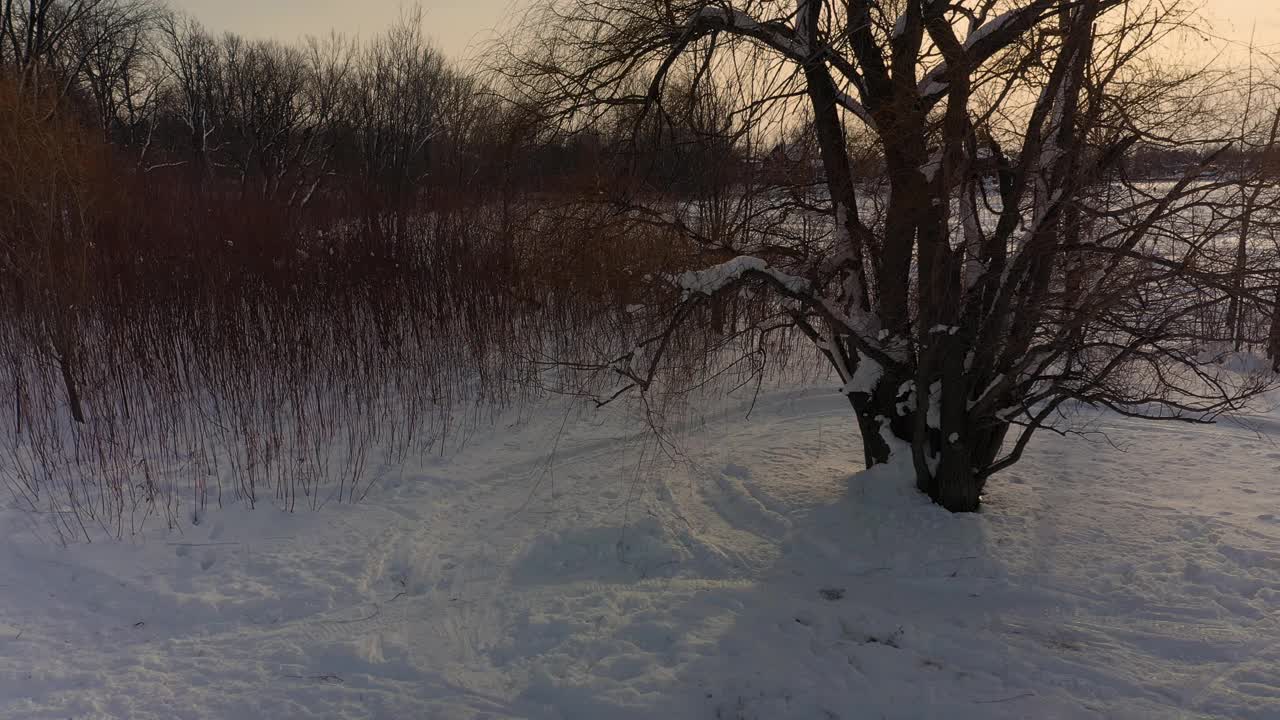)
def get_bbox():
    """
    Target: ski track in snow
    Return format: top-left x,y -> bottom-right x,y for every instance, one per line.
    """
0,385 -> 1278,719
